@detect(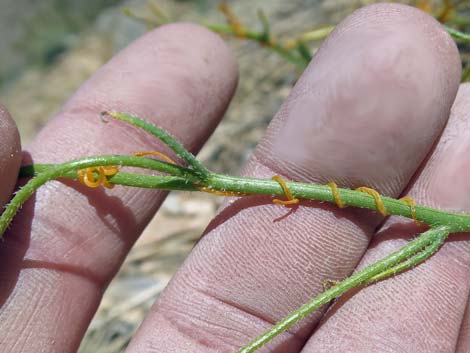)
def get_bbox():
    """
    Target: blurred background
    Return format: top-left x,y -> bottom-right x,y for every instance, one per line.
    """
0,1 -> 468,352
